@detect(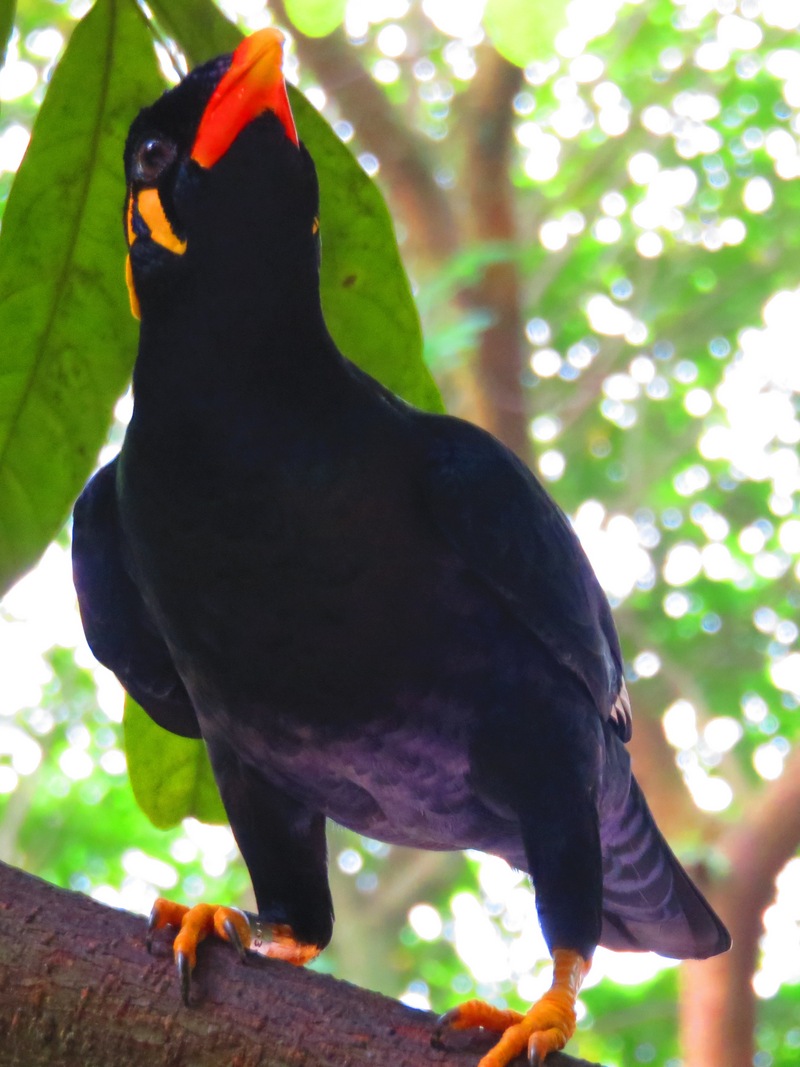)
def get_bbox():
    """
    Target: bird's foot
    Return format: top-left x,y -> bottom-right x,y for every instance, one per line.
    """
147,898 -> 250,1005
249,921 -> 321,966
435,949 -> 589,1066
